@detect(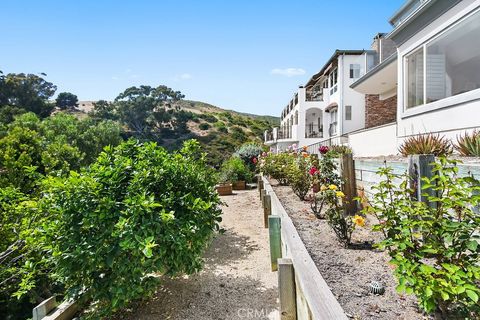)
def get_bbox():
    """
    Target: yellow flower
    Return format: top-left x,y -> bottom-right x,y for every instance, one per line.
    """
352,215 -> 365,227
320,185 -> 327,192
328,184 -> 338,190
336,191 -> 345,198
